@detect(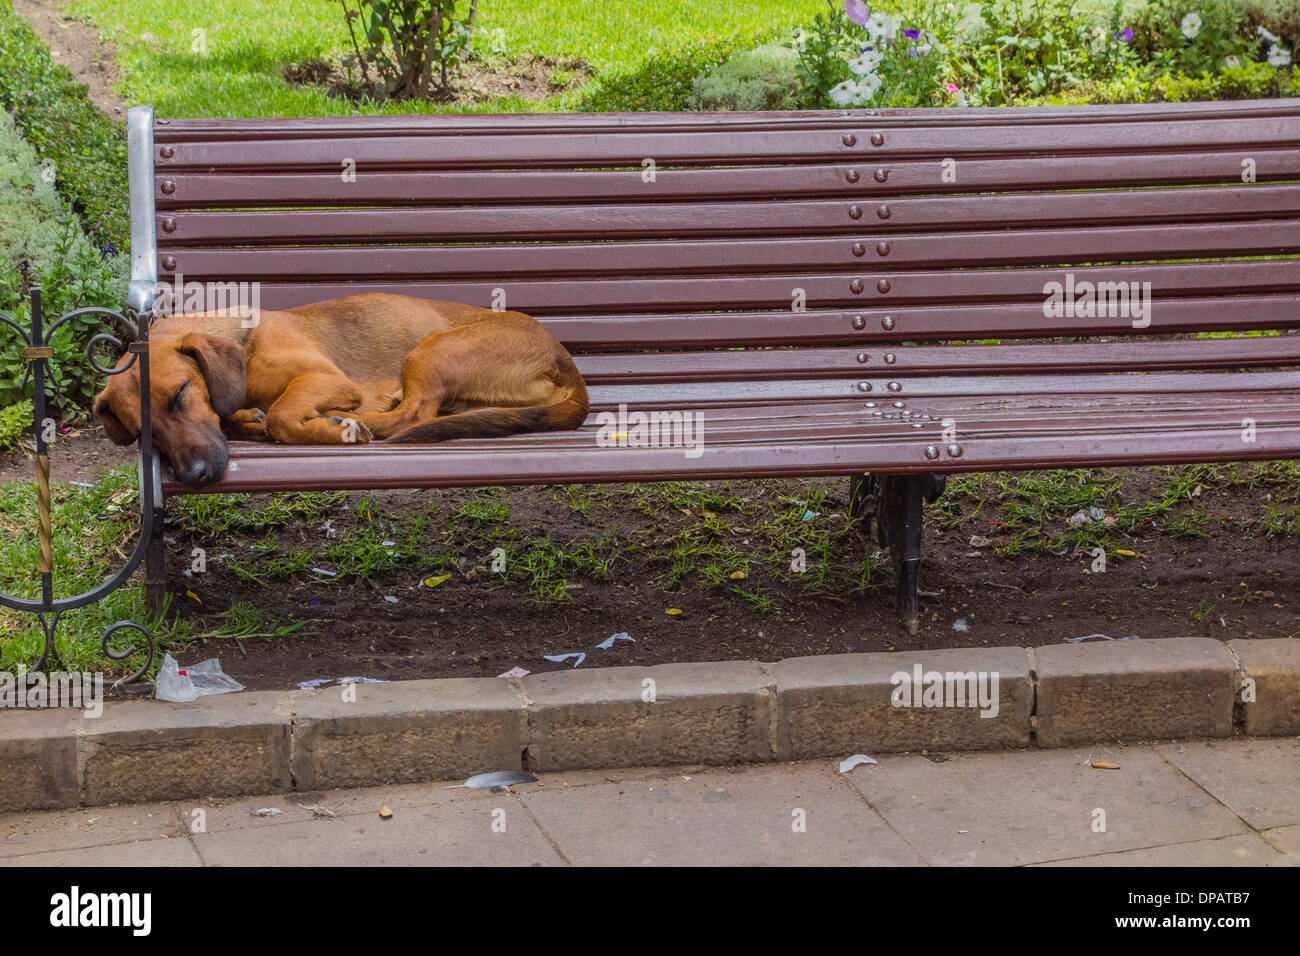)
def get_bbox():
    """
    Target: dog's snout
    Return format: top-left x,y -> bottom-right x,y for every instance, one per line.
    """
181,460 -> 211,486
